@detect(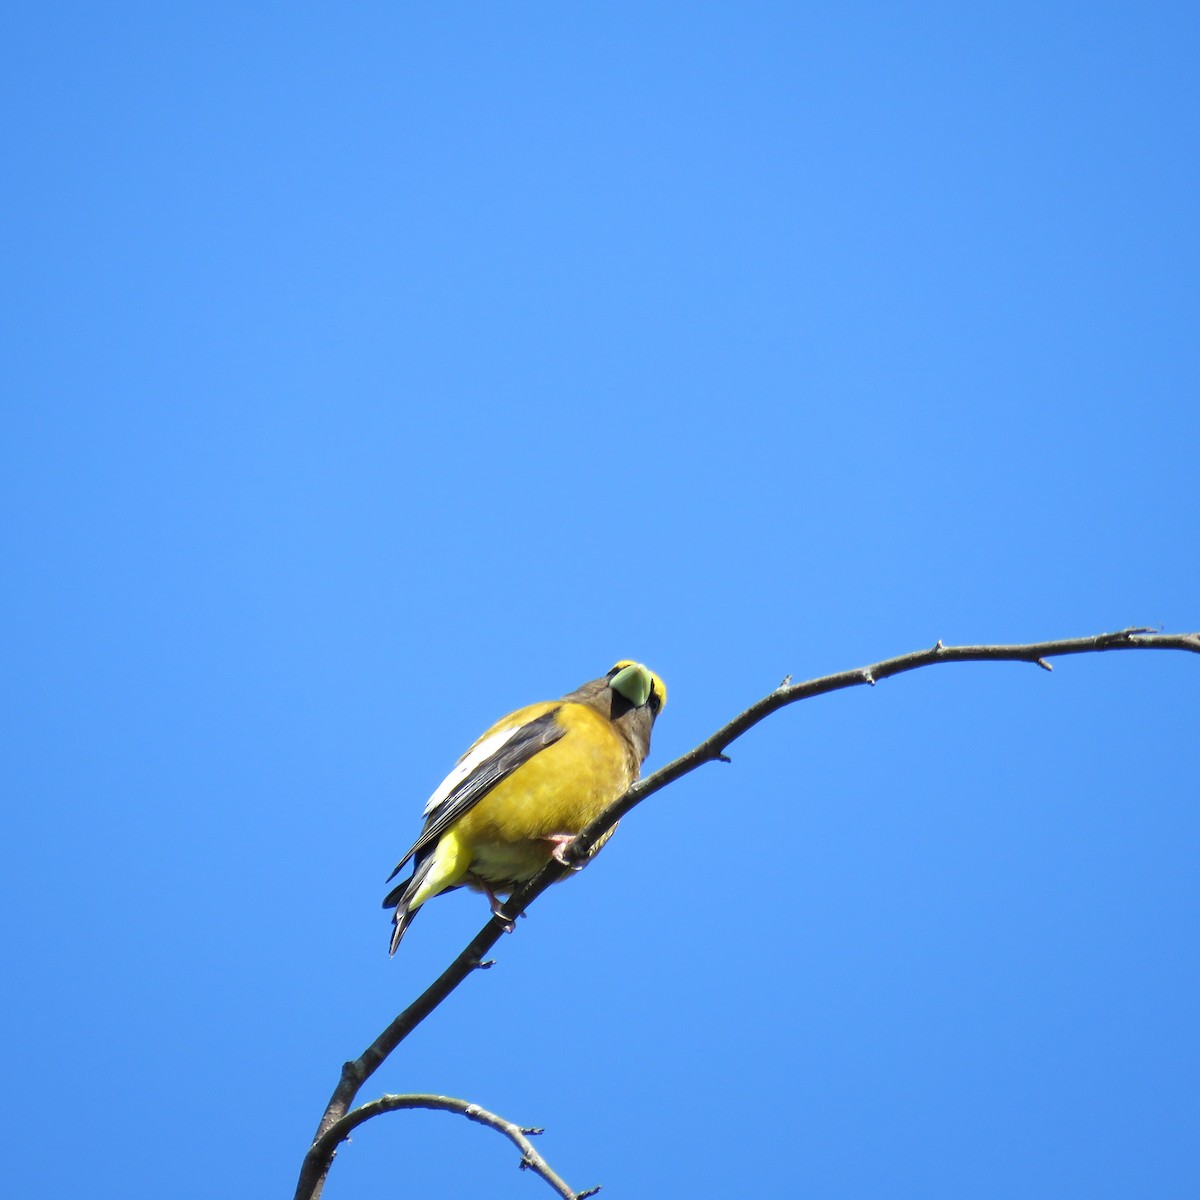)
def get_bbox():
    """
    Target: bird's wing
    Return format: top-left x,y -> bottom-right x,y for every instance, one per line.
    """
385,706 -> 567,882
